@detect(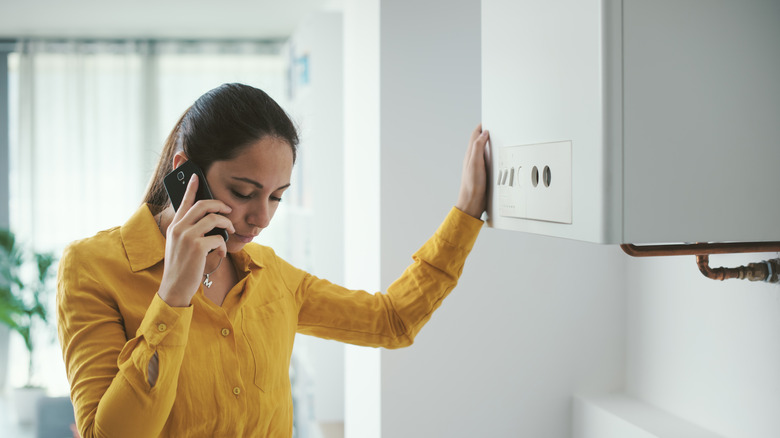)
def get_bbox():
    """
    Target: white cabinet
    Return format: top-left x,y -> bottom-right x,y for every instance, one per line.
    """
483,0 -> 780,244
